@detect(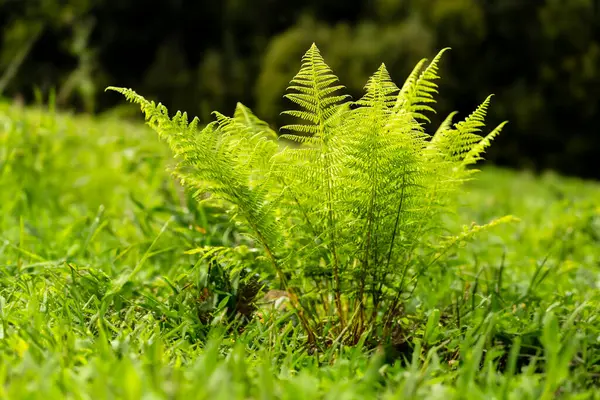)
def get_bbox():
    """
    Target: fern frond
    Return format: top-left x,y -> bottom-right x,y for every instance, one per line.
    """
454,94 -> 493,136
211,110 -> 279,175
394,48 -> 450,123
234,102 -> 278,140
106,86 -> 201,164
461,121 -> 508,167
355,64 -> 399,109
412,48 -> 450,110
107,87 -> 290,288
428,95 -> 496,164
434,111 -> 459,138
278,133 -> 322,145
448,94 -> 494,162
394,58 -> 427,111
425,111 -> 459,160
436,215 -> 520,254
281,43 -> 350,142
